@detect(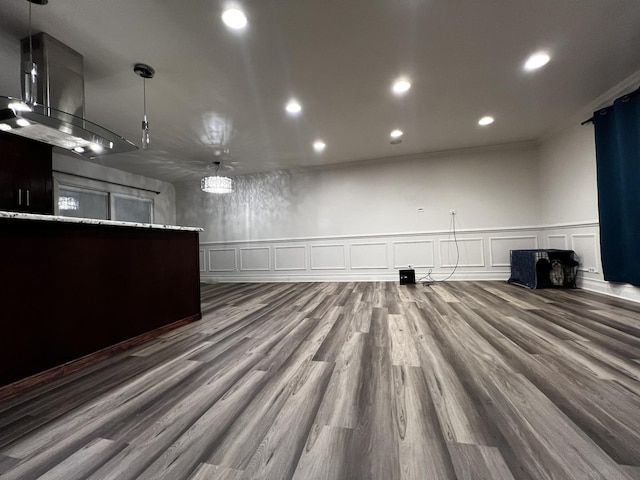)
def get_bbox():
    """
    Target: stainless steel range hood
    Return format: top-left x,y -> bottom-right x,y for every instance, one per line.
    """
0,32 -> 137,158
